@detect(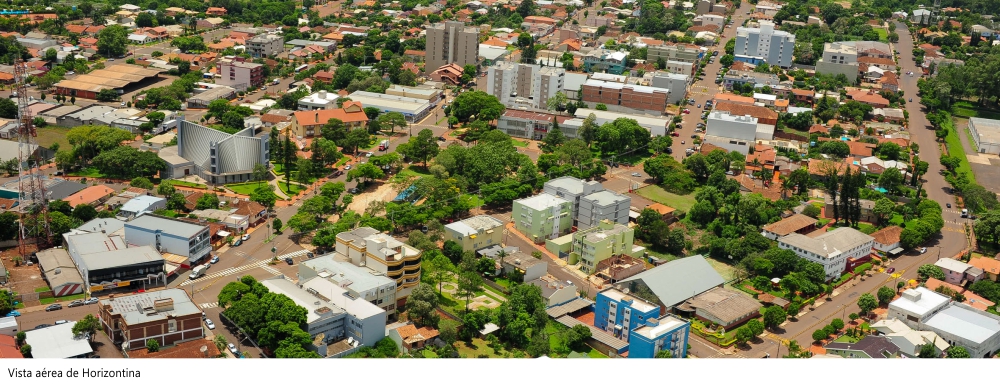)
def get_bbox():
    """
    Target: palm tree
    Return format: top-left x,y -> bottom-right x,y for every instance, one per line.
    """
213,335 -> 227,356
780,175 -> 792,199
496,249 -> 508,277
